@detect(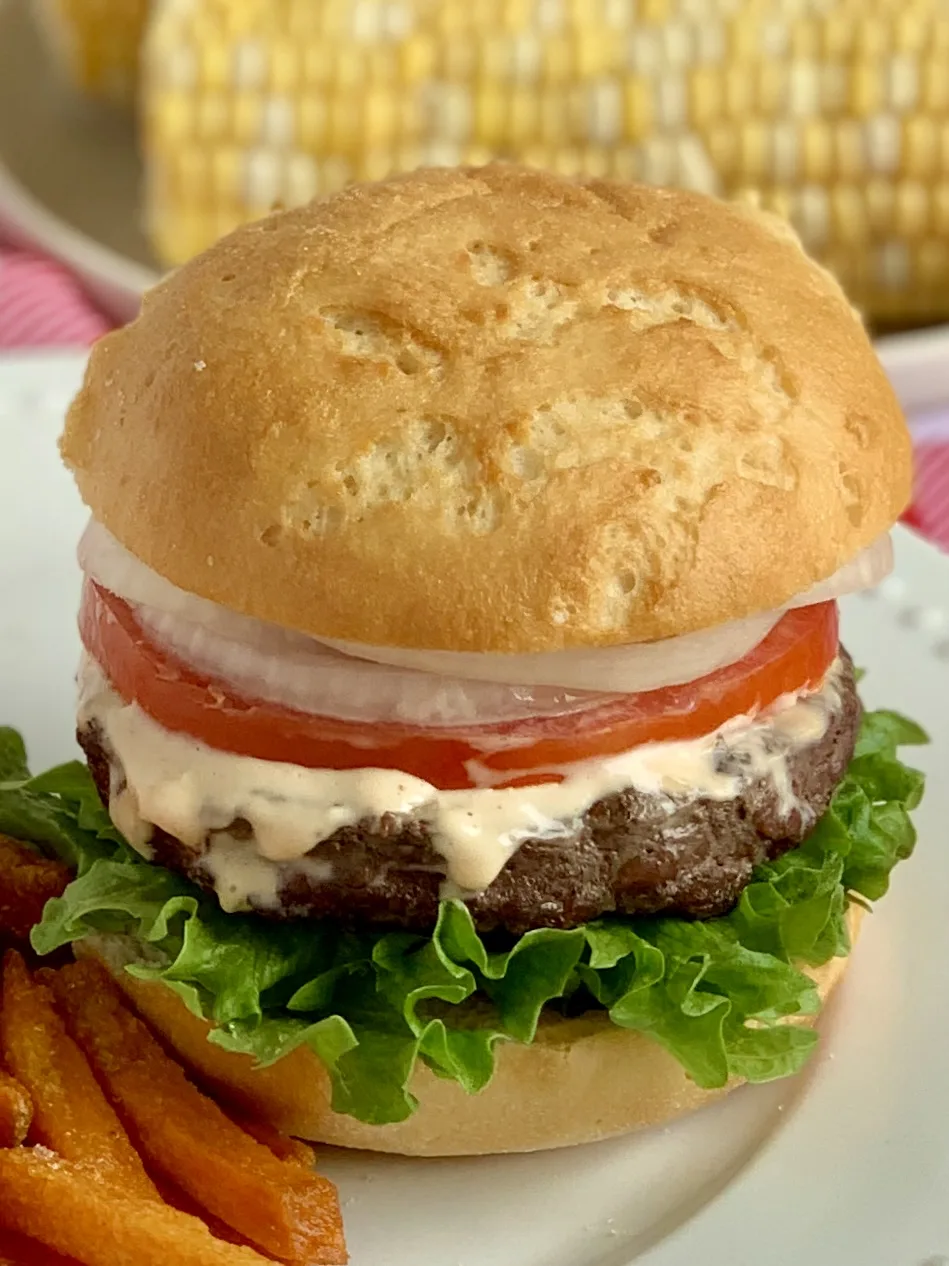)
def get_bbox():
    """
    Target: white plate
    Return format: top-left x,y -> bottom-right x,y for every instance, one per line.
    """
1,350 -> 948,1266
